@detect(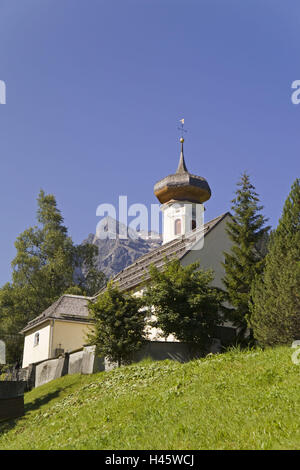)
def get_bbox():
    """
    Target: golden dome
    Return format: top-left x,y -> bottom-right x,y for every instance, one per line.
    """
154,139 -> 211,205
